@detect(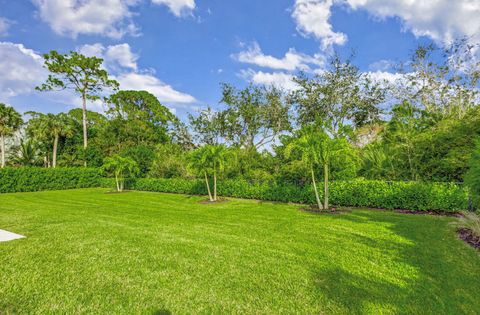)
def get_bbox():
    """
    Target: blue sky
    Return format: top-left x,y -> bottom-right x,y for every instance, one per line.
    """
0,0 -> 479,120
